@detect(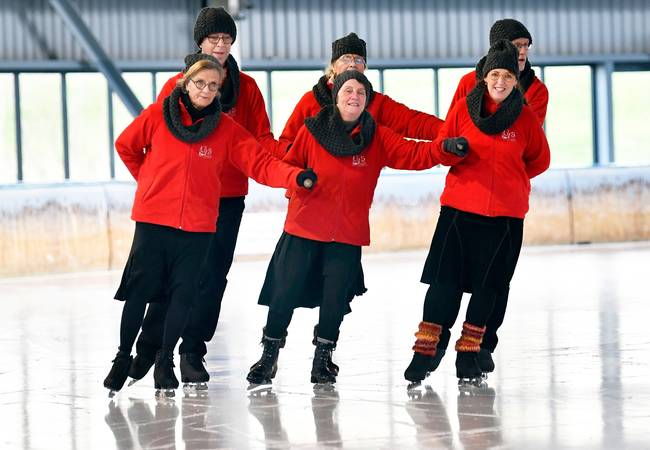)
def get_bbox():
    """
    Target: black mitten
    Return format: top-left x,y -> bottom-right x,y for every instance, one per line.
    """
442,137 -> 469,157
297,168 -> 317,189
